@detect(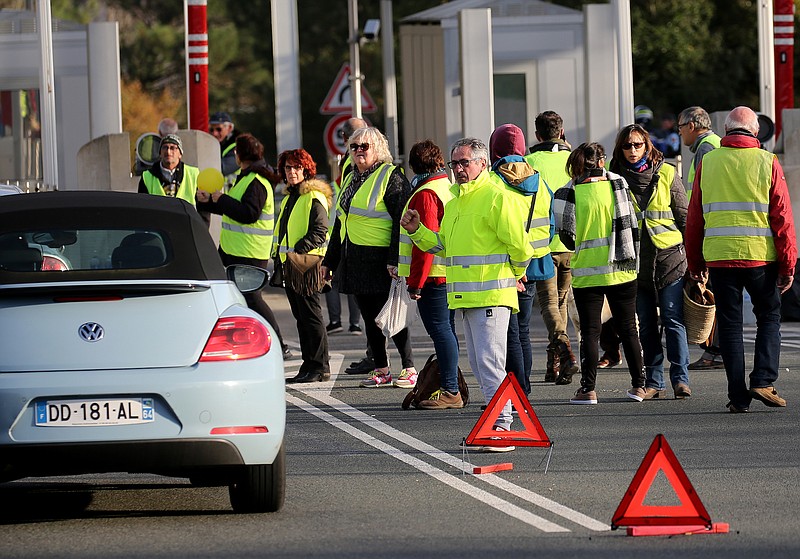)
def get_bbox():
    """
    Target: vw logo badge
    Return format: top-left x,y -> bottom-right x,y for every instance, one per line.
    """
78,322 -> 104,342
